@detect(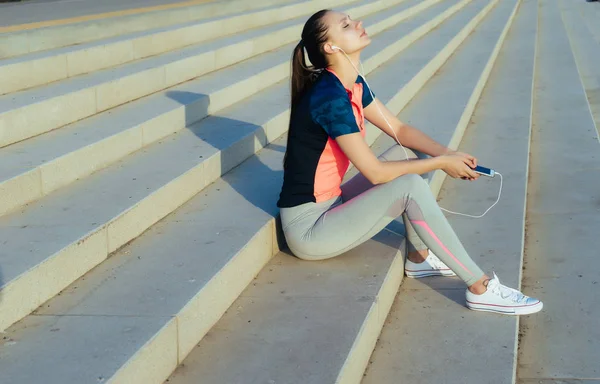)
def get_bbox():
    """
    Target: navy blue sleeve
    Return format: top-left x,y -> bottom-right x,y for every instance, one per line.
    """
311,94 -> 360,139
357,75 -> 375,108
